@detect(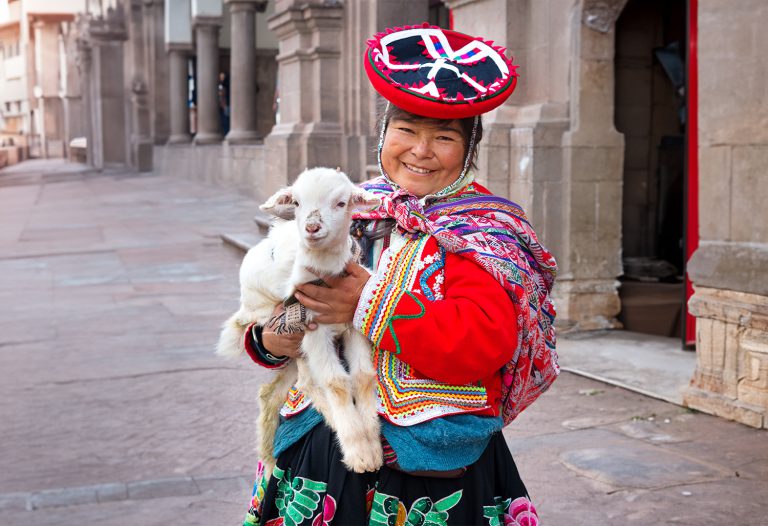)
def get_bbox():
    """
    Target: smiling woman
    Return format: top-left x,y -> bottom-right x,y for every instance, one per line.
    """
379,104 -> 483,198
239,24 -> 558,526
